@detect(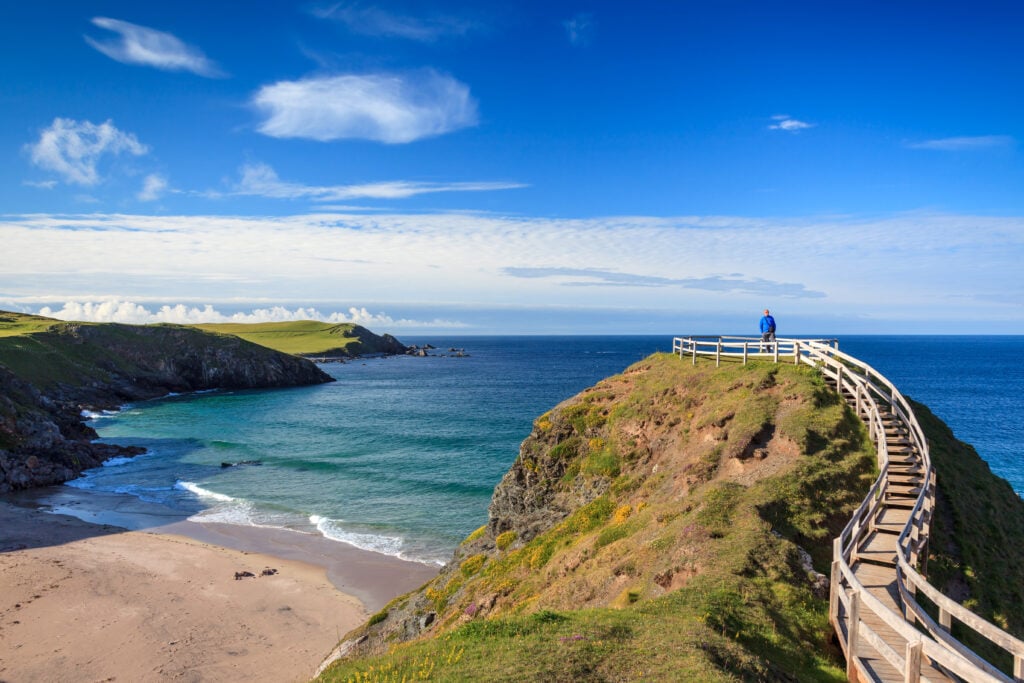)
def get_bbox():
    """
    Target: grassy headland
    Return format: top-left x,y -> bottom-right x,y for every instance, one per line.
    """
316,353 -> 1024,682
194,321 -> 406,357
318,354 -> 876,681
0,310 -> 333,491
